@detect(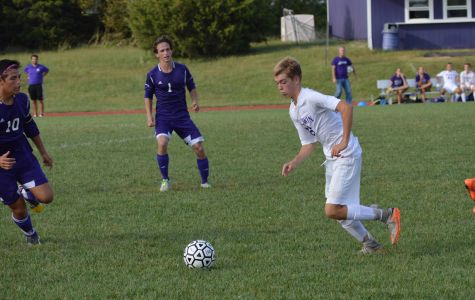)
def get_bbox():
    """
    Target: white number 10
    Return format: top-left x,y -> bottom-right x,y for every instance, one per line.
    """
6,118 -> 20,133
